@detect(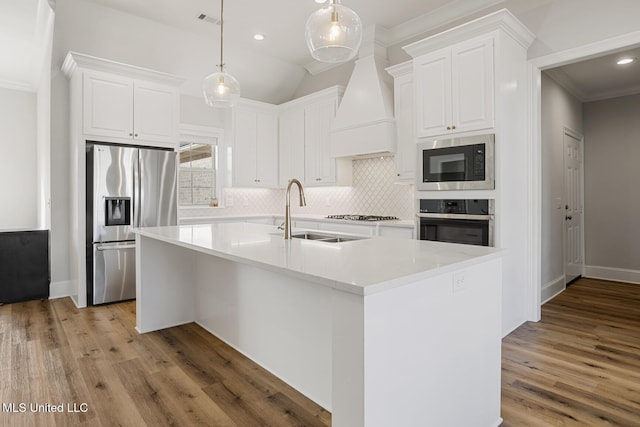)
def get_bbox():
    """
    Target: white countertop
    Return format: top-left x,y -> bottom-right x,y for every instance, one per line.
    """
134,222 -> 503,296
